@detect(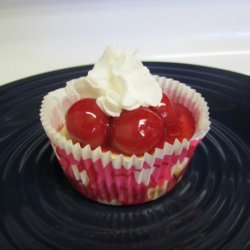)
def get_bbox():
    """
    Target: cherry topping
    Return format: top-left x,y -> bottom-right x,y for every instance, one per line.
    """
110,107 -> 164,156
65,99 -> 110,149
165,103 -> 195,144
151,94 -> 172,124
